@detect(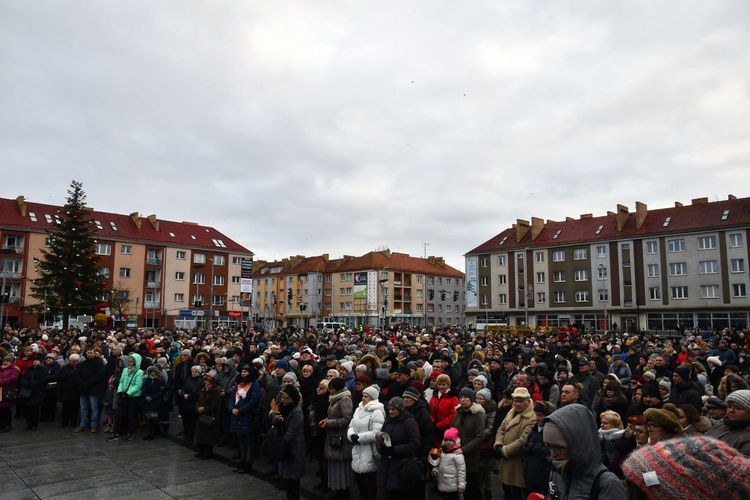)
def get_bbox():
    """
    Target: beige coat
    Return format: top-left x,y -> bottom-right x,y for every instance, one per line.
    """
494,402 -> 535,488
